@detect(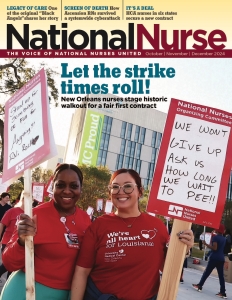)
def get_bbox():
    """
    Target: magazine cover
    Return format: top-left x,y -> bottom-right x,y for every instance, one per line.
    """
0,1 -> 232,300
